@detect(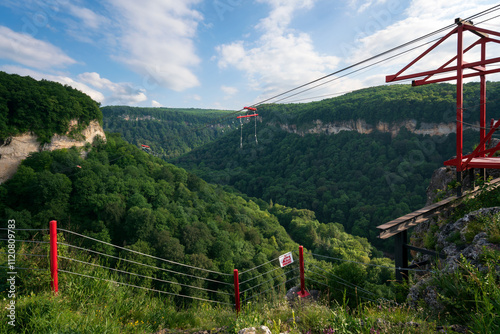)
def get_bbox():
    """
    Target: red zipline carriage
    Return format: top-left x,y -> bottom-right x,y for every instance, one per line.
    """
237,106 -> 259,148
